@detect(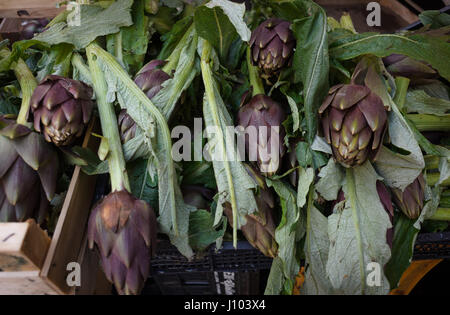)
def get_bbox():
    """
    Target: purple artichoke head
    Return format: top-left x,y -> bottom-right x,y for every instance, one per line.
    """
134,60 -> 171,100
391,174 -> 426,220
383,54 -> 438,85
87,190 -> 158,295
250,18 -> 295,76
237,94 -> 286,176
224,164 -> 278,258
117,60 -> 171,143
0,116 -> 58,223
319,82 -> 388,168
30,75 -> 94,146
